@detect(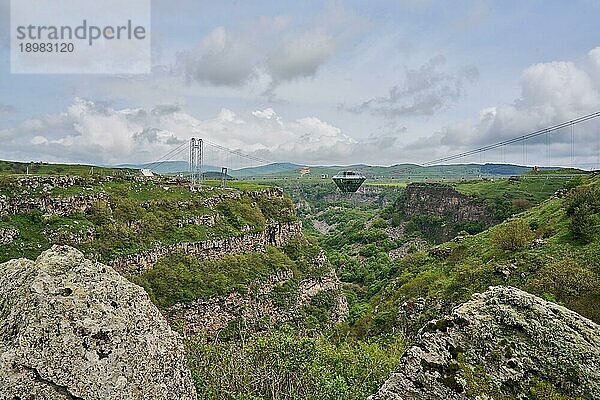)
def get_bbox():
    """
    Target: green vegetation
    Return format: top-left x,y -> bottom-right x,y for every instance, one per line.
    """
563,184 -> 600,243
133,237 -> 328,310
351,175 -> 600,340
134,247 -> 295,309
2,159 -> 597,399
0,160 -> 132,176
491,219 -> 534,251
452,176 -> 566,220
0,176 -> 284,263
186,328 -> 404,400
